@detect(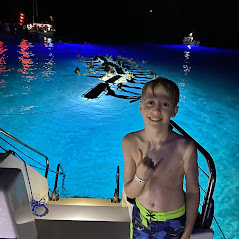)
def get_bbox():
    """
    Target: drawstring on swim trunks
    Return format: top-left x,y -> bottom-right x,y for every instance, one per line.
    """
146,212 -> 156,220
